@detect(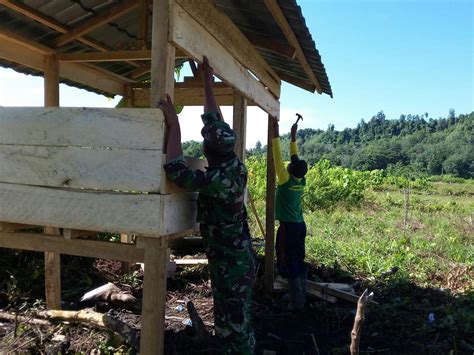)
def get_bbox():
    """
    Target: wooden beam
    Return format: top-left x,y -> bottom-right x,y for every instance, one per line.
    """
263,0 -> 323,94
140,237 -> 168,355
131,85 -> 259,107
54,0 -> 140,48
242,30 -> 296,59
151,0 -> 176,105
0,36 -> 125,95
138,0 -> 149,49
171,4 -> 279,117
233,93 -> 247,161
0,222 -> 36,232
44,56 -> 61,310
57,49 -> 186,63
276,70 -> 316,93
58,50 -> 152,62
44,55 -> 59,106
0,28 -> 55,55
0,231 -> 145,262
176,0 -> 281,98
0,0 -> 144,69
265,114 -> 277,295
